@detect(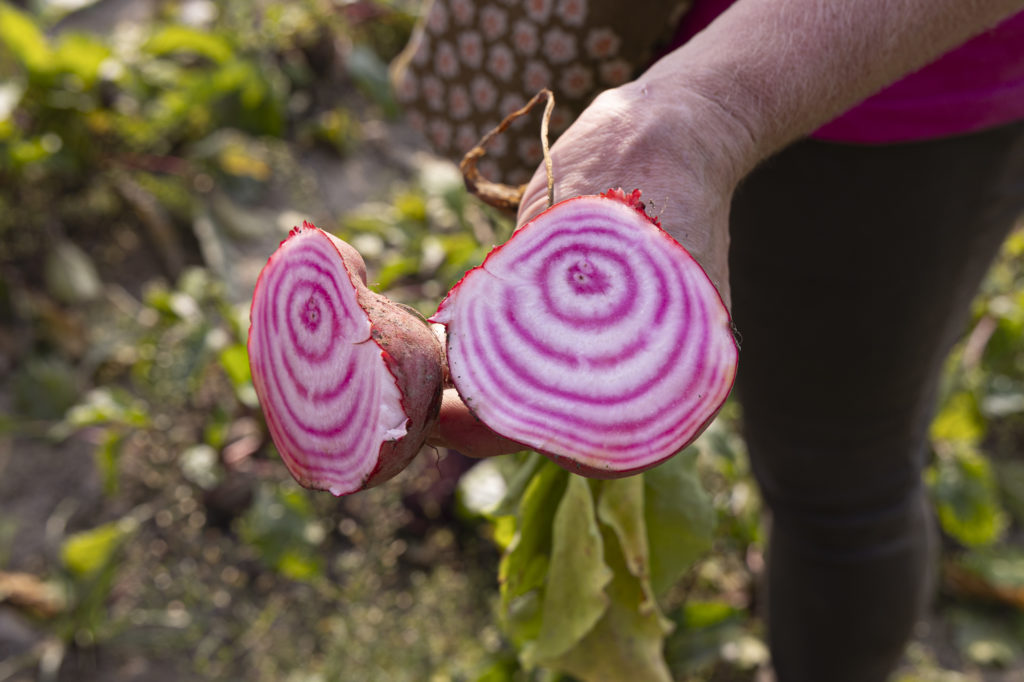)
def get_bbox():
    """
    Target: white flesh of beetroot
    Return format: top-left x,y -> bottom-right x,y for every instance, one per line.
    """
248,223 -> 441,496
431,189 -> 738,477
